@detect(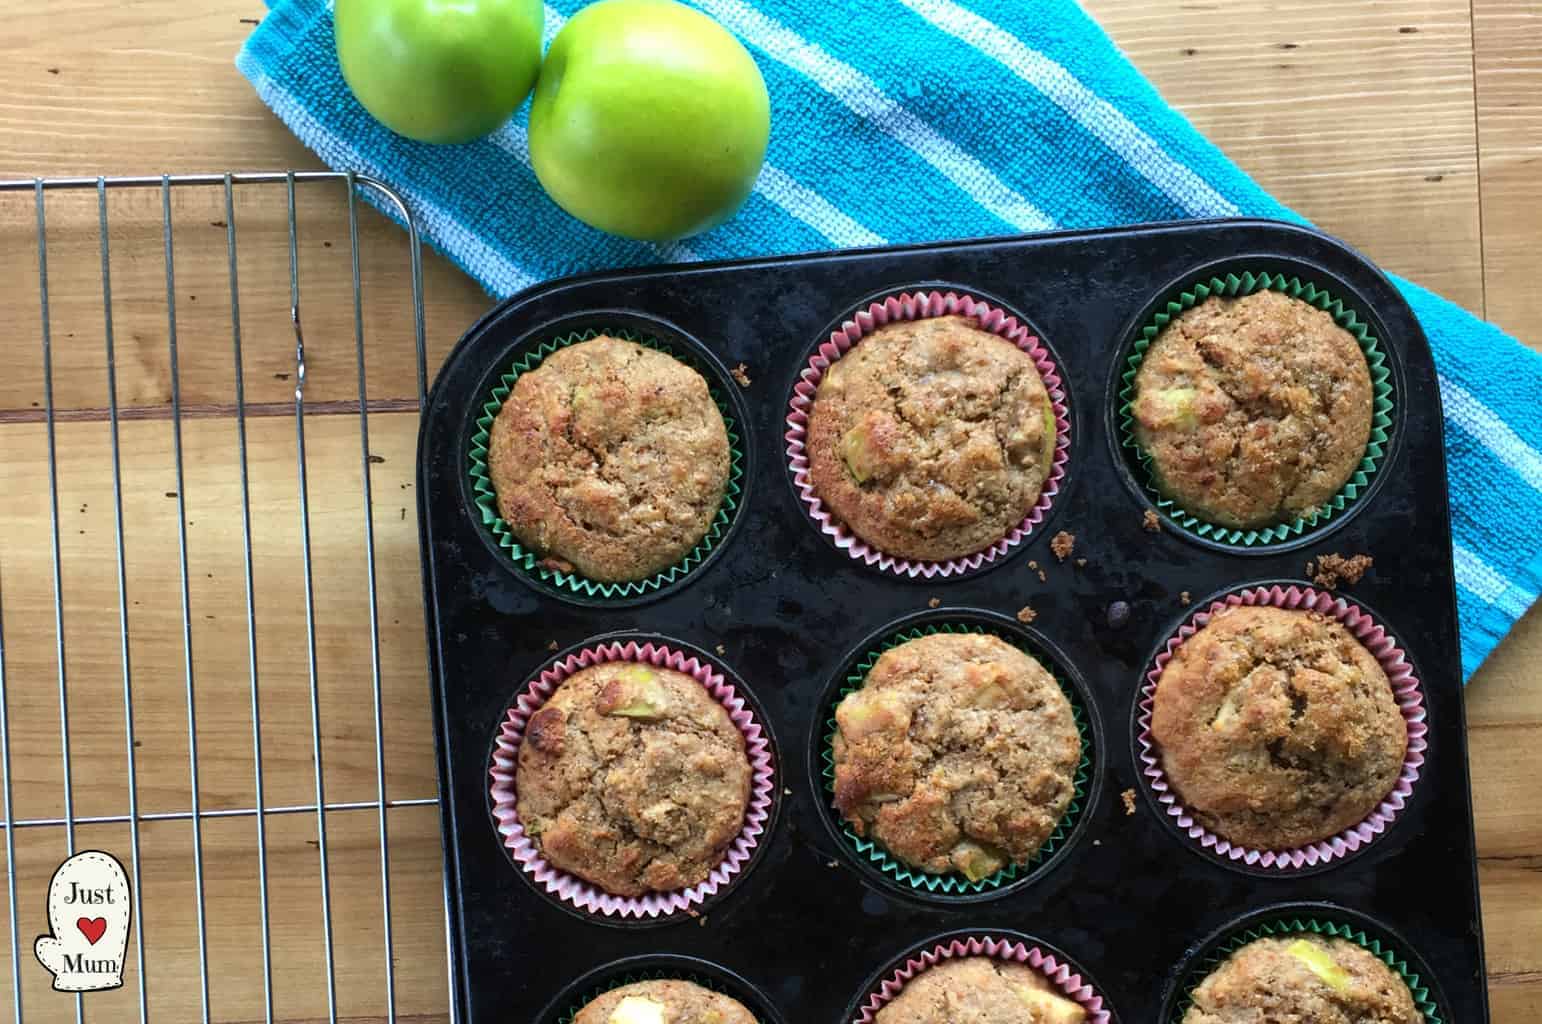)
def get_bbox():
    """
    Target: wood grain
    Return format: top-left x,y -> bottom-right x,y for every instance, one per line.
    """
1473,0 -> 1542,346
0,1 -> 1535,1022
1082,0 -> 1486,314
